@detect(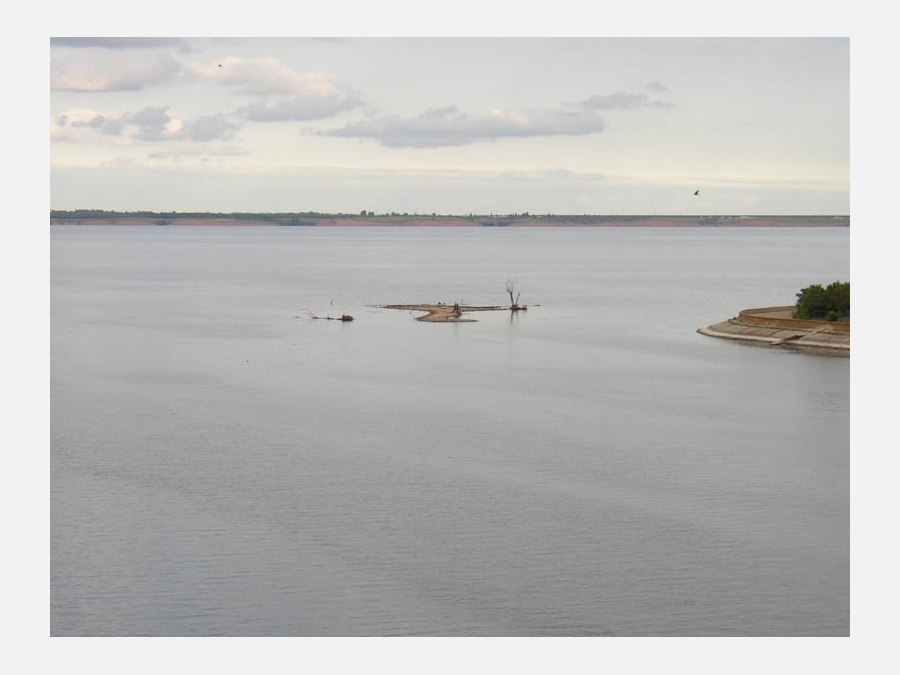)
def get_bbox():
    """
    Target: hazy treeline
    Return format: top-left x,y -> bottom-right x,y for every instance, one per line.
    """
49,210 -> 850,228
50,209 -> 337,222
50,210 -> 848,221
